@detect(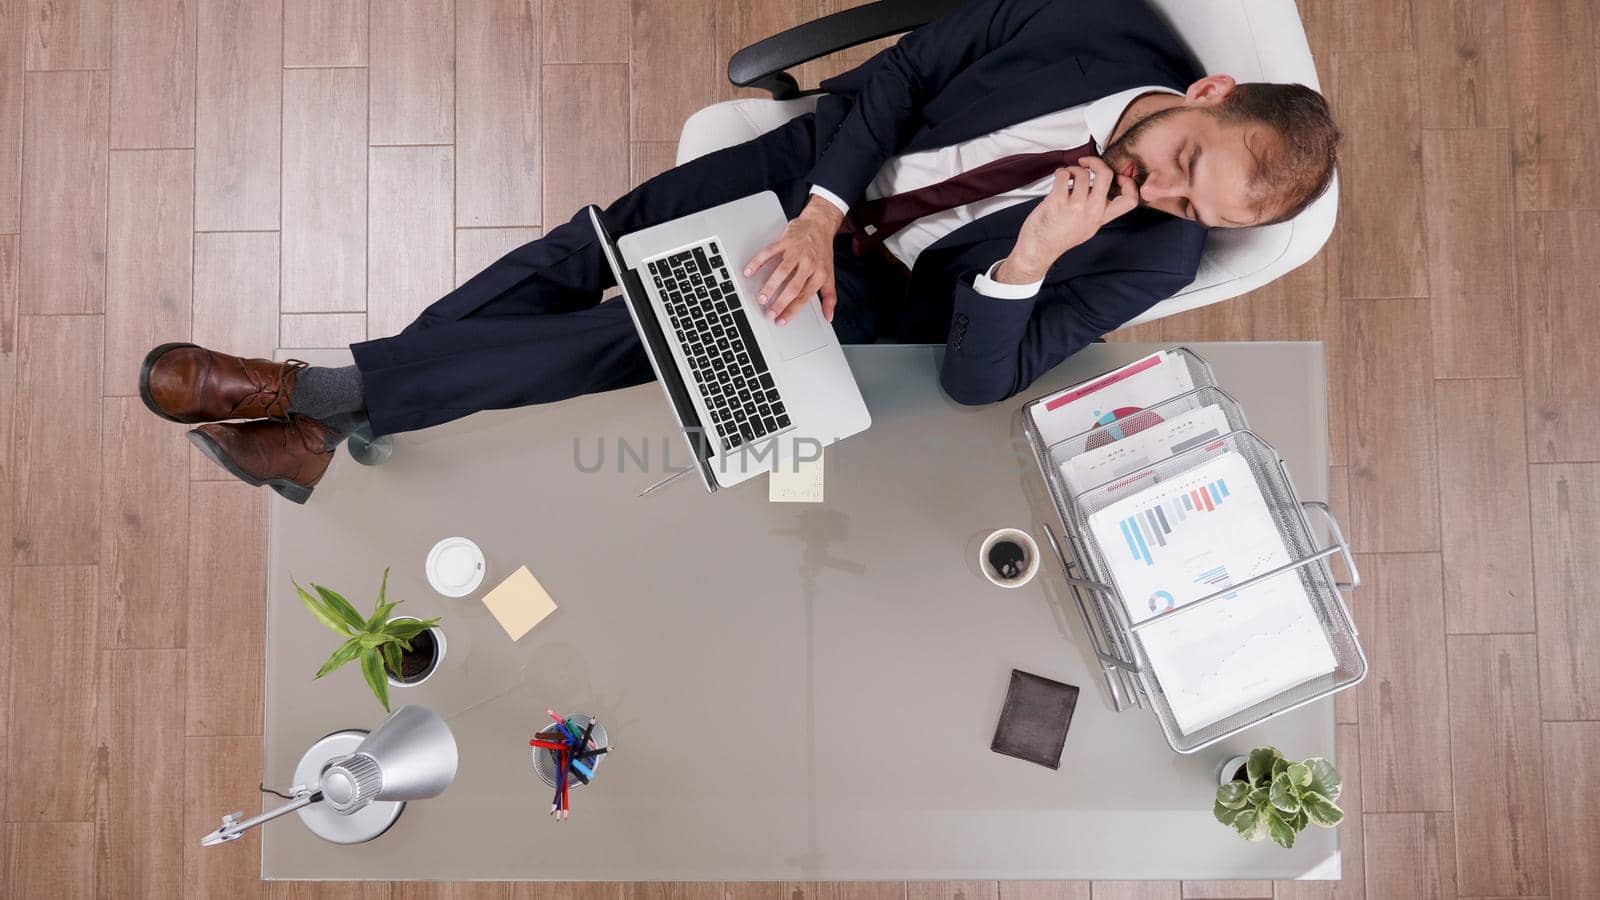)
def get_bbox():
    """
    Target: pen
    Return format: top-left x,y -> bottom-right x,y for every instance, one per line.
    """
574,747 -> 611,760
